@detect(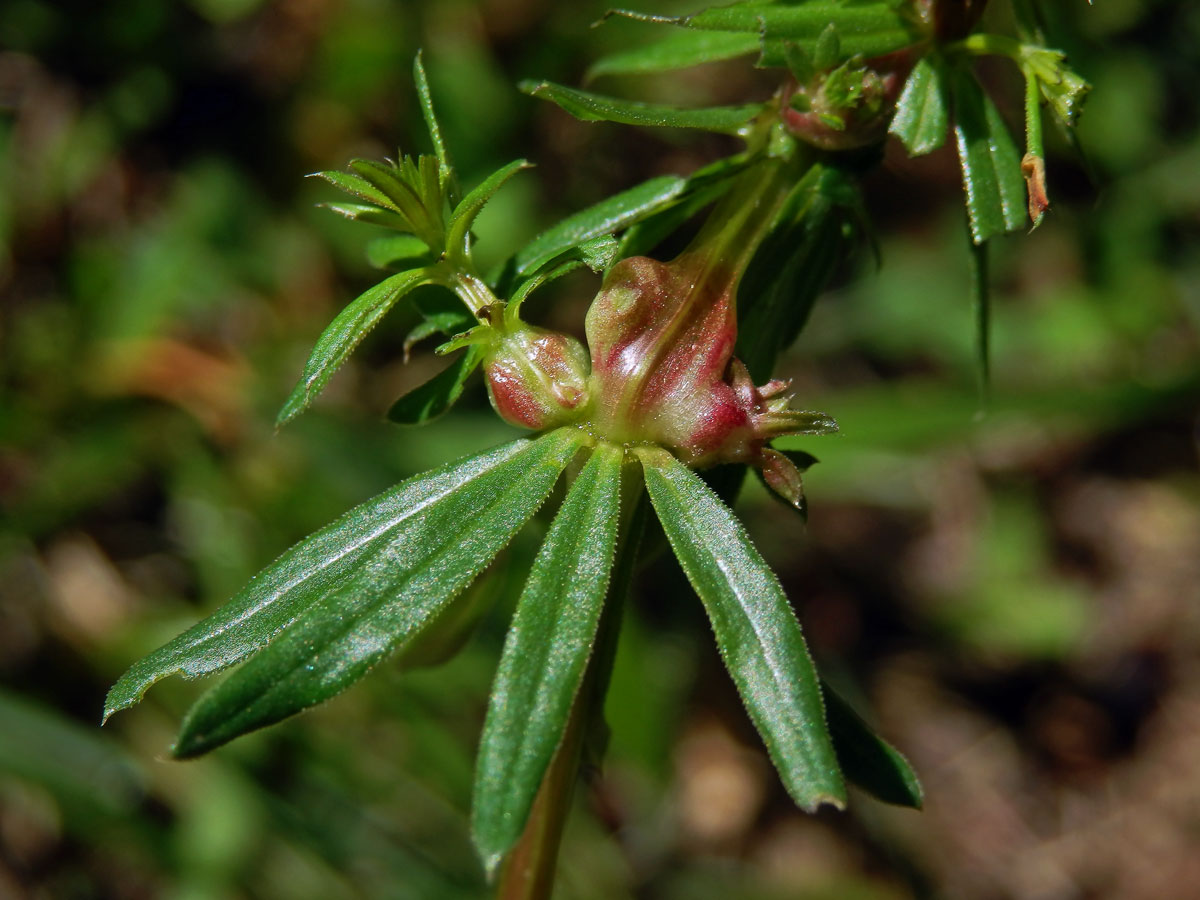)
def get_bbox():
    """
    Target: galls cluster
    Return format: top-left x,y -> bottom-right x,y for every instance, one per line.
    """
480,236 -> 837,510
